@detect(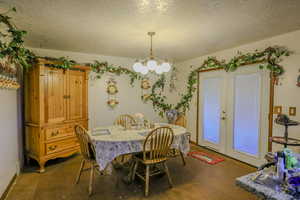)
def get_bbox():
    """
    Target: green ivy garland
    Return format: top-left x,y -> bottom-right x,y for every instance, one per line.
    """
90,60 -> 143,86
39,57 -> 143,86
149,74 -> 173,117
171,46 -> 291,115
0,9 -> 292,118
42,56 -> 76,70
0,7 -> 35,69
